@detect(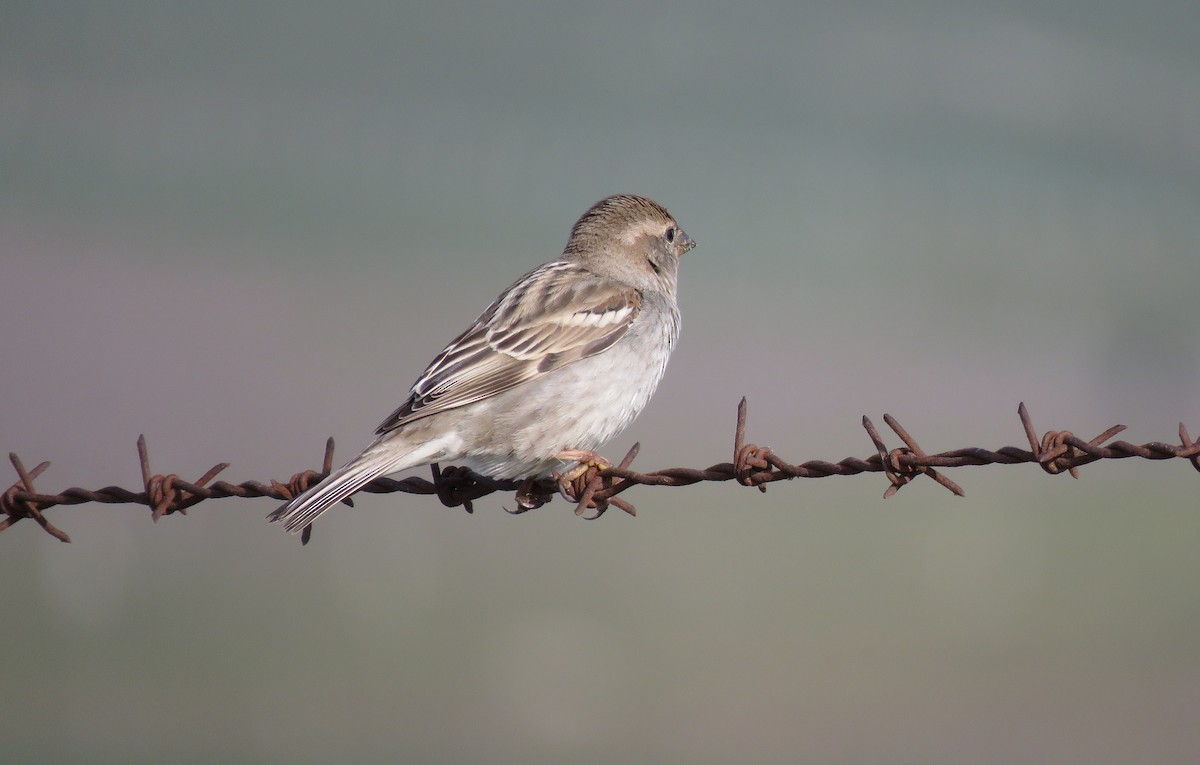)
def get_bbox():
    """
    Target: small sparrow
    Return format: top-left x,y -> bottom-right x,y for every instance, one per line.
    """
269,194 -> 695,533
